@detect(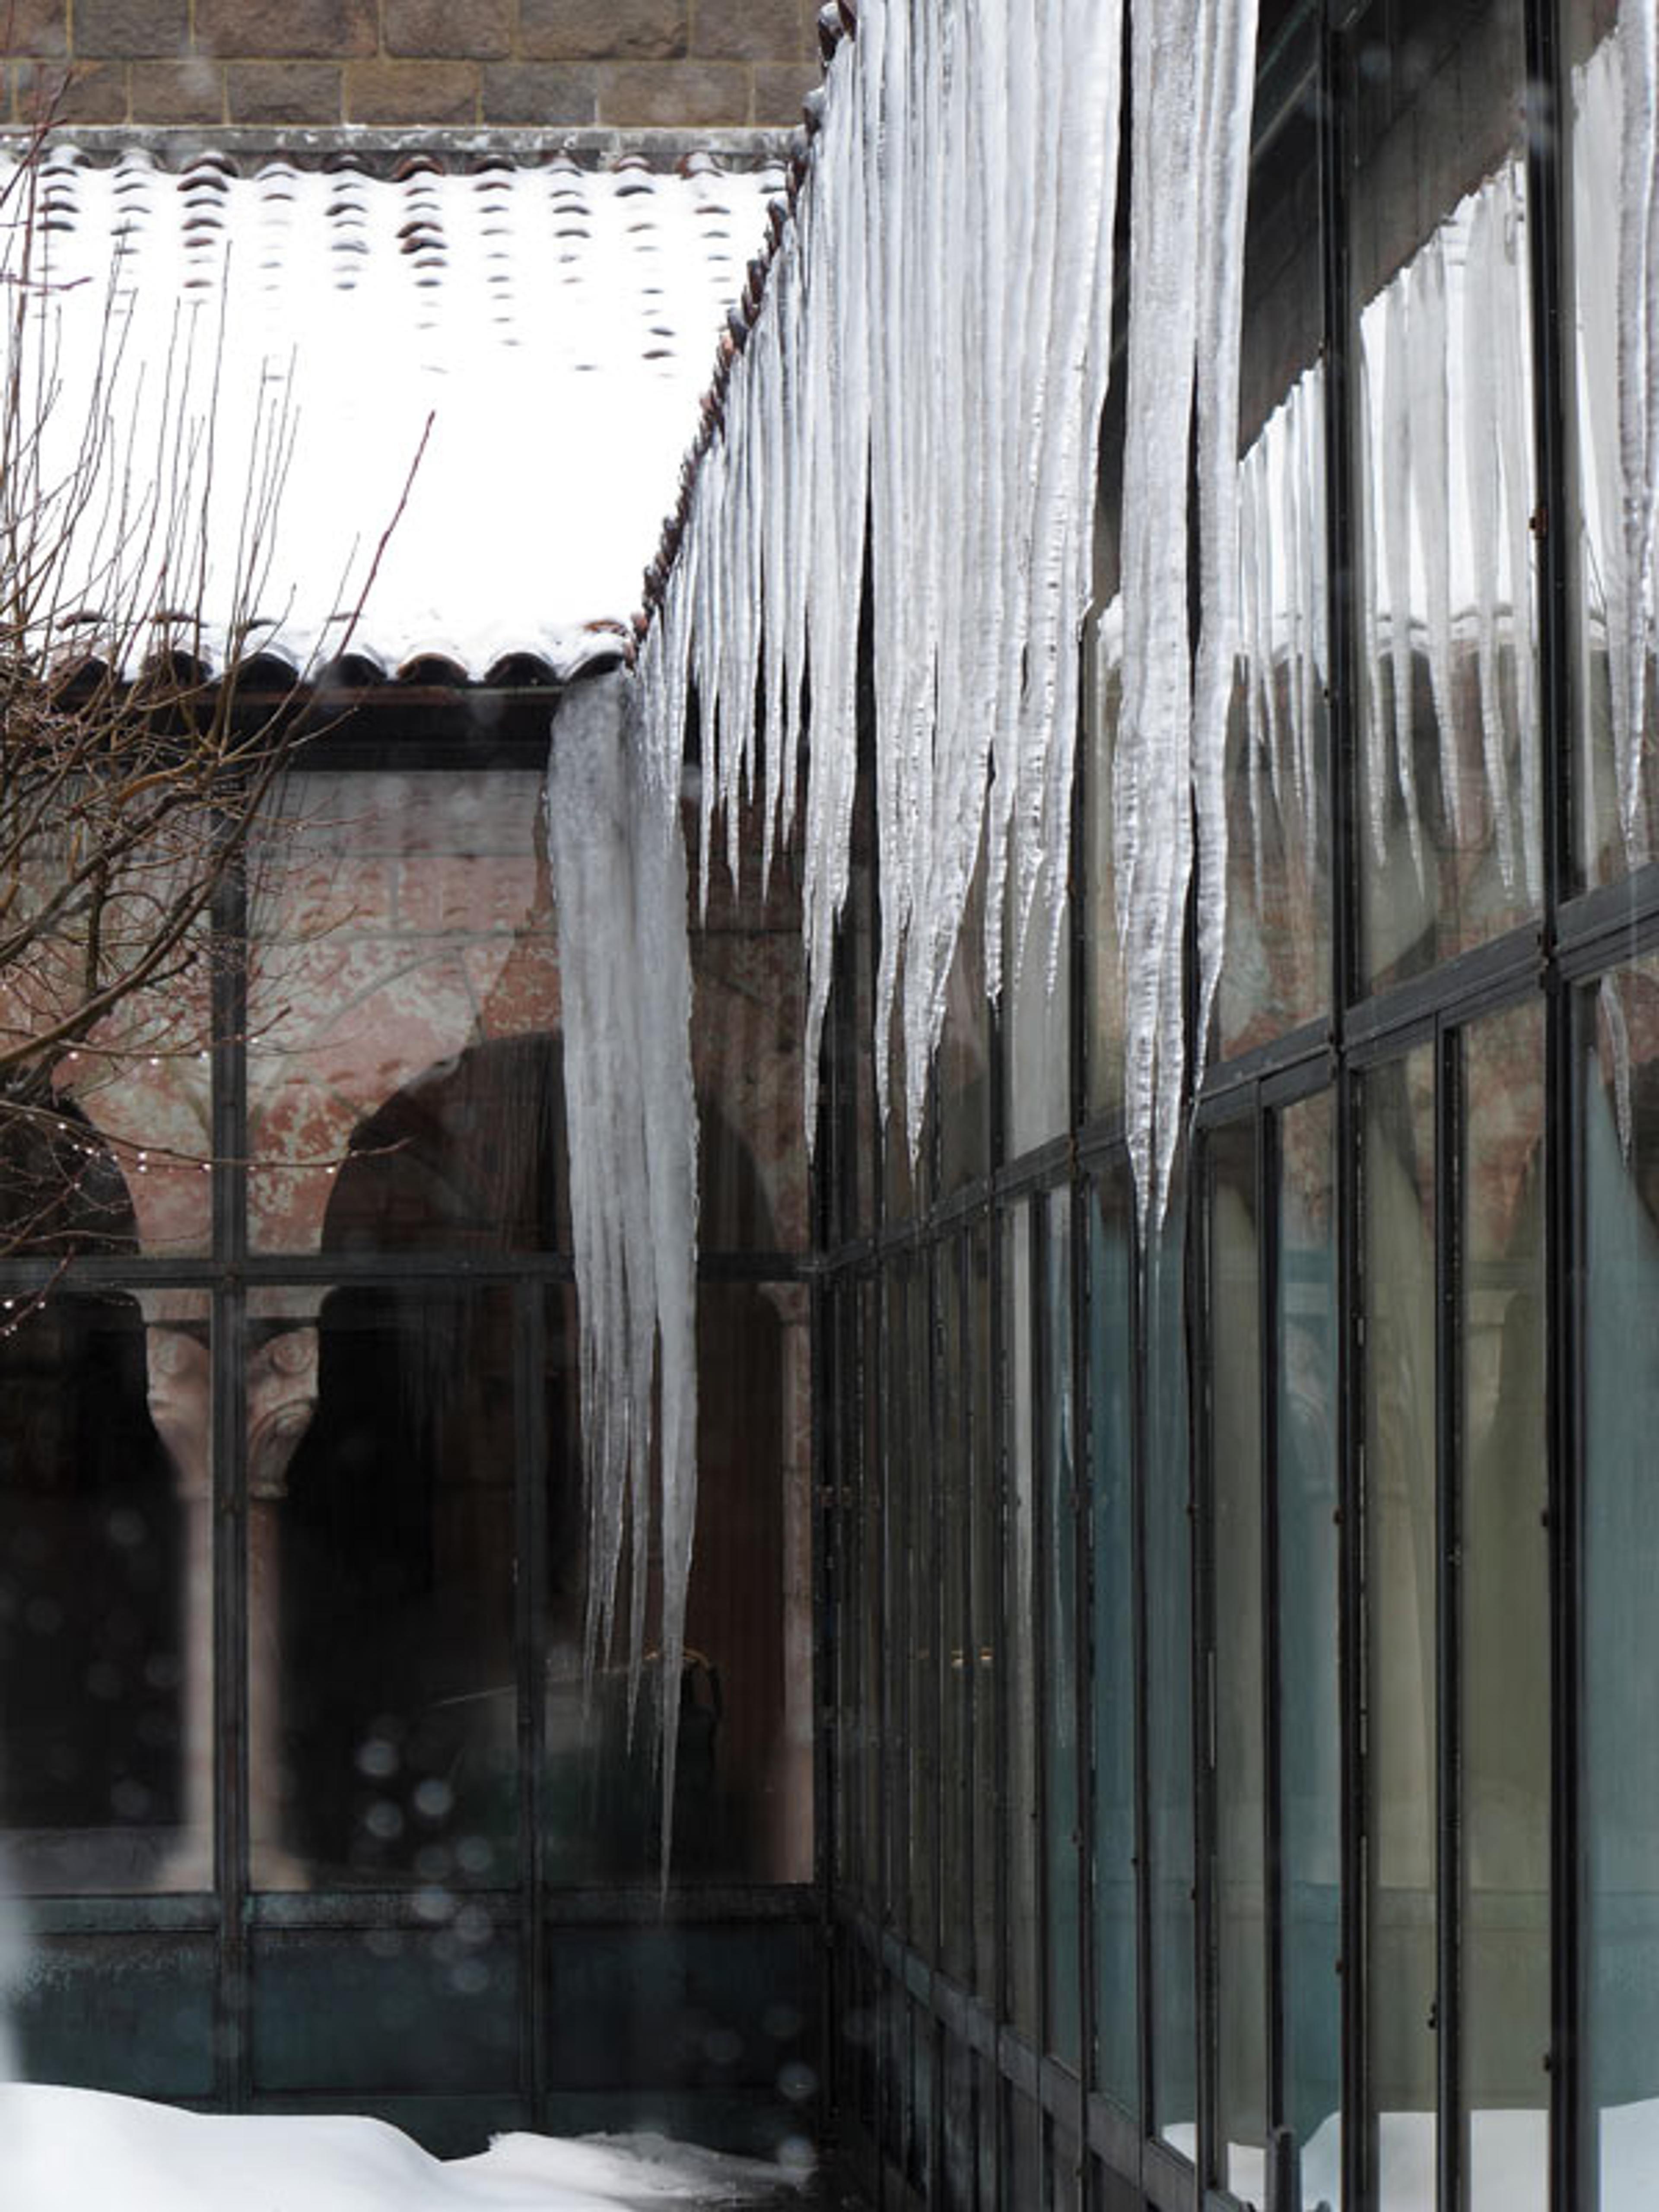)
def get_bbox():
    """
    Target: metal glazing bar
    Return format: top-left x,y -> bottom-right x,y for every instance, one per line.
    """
1436,1024 -> 1463,2212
